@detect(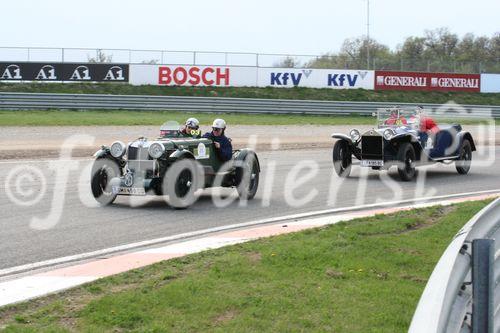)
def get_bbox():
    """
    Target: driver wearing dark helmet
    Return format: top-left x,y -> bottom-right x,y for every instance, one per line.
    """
179,118 -> 201,138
